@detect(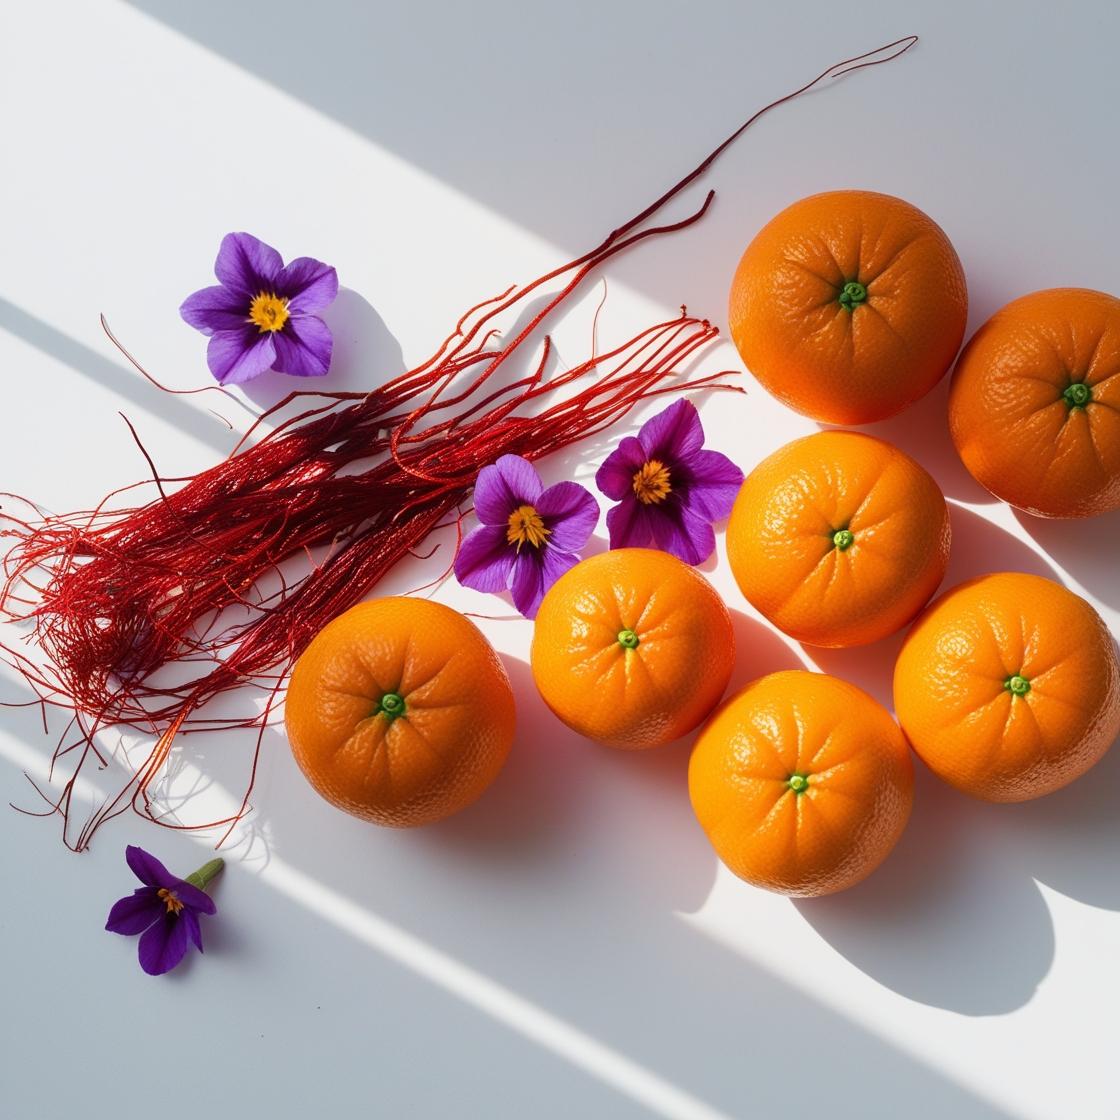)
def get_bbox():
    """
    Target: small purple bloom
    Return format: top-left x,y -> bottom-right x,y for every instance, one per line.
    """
455,455 -> 598,619
180,232 -> 338,385
595,399 -> 743,566
105,846 -> 223,976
